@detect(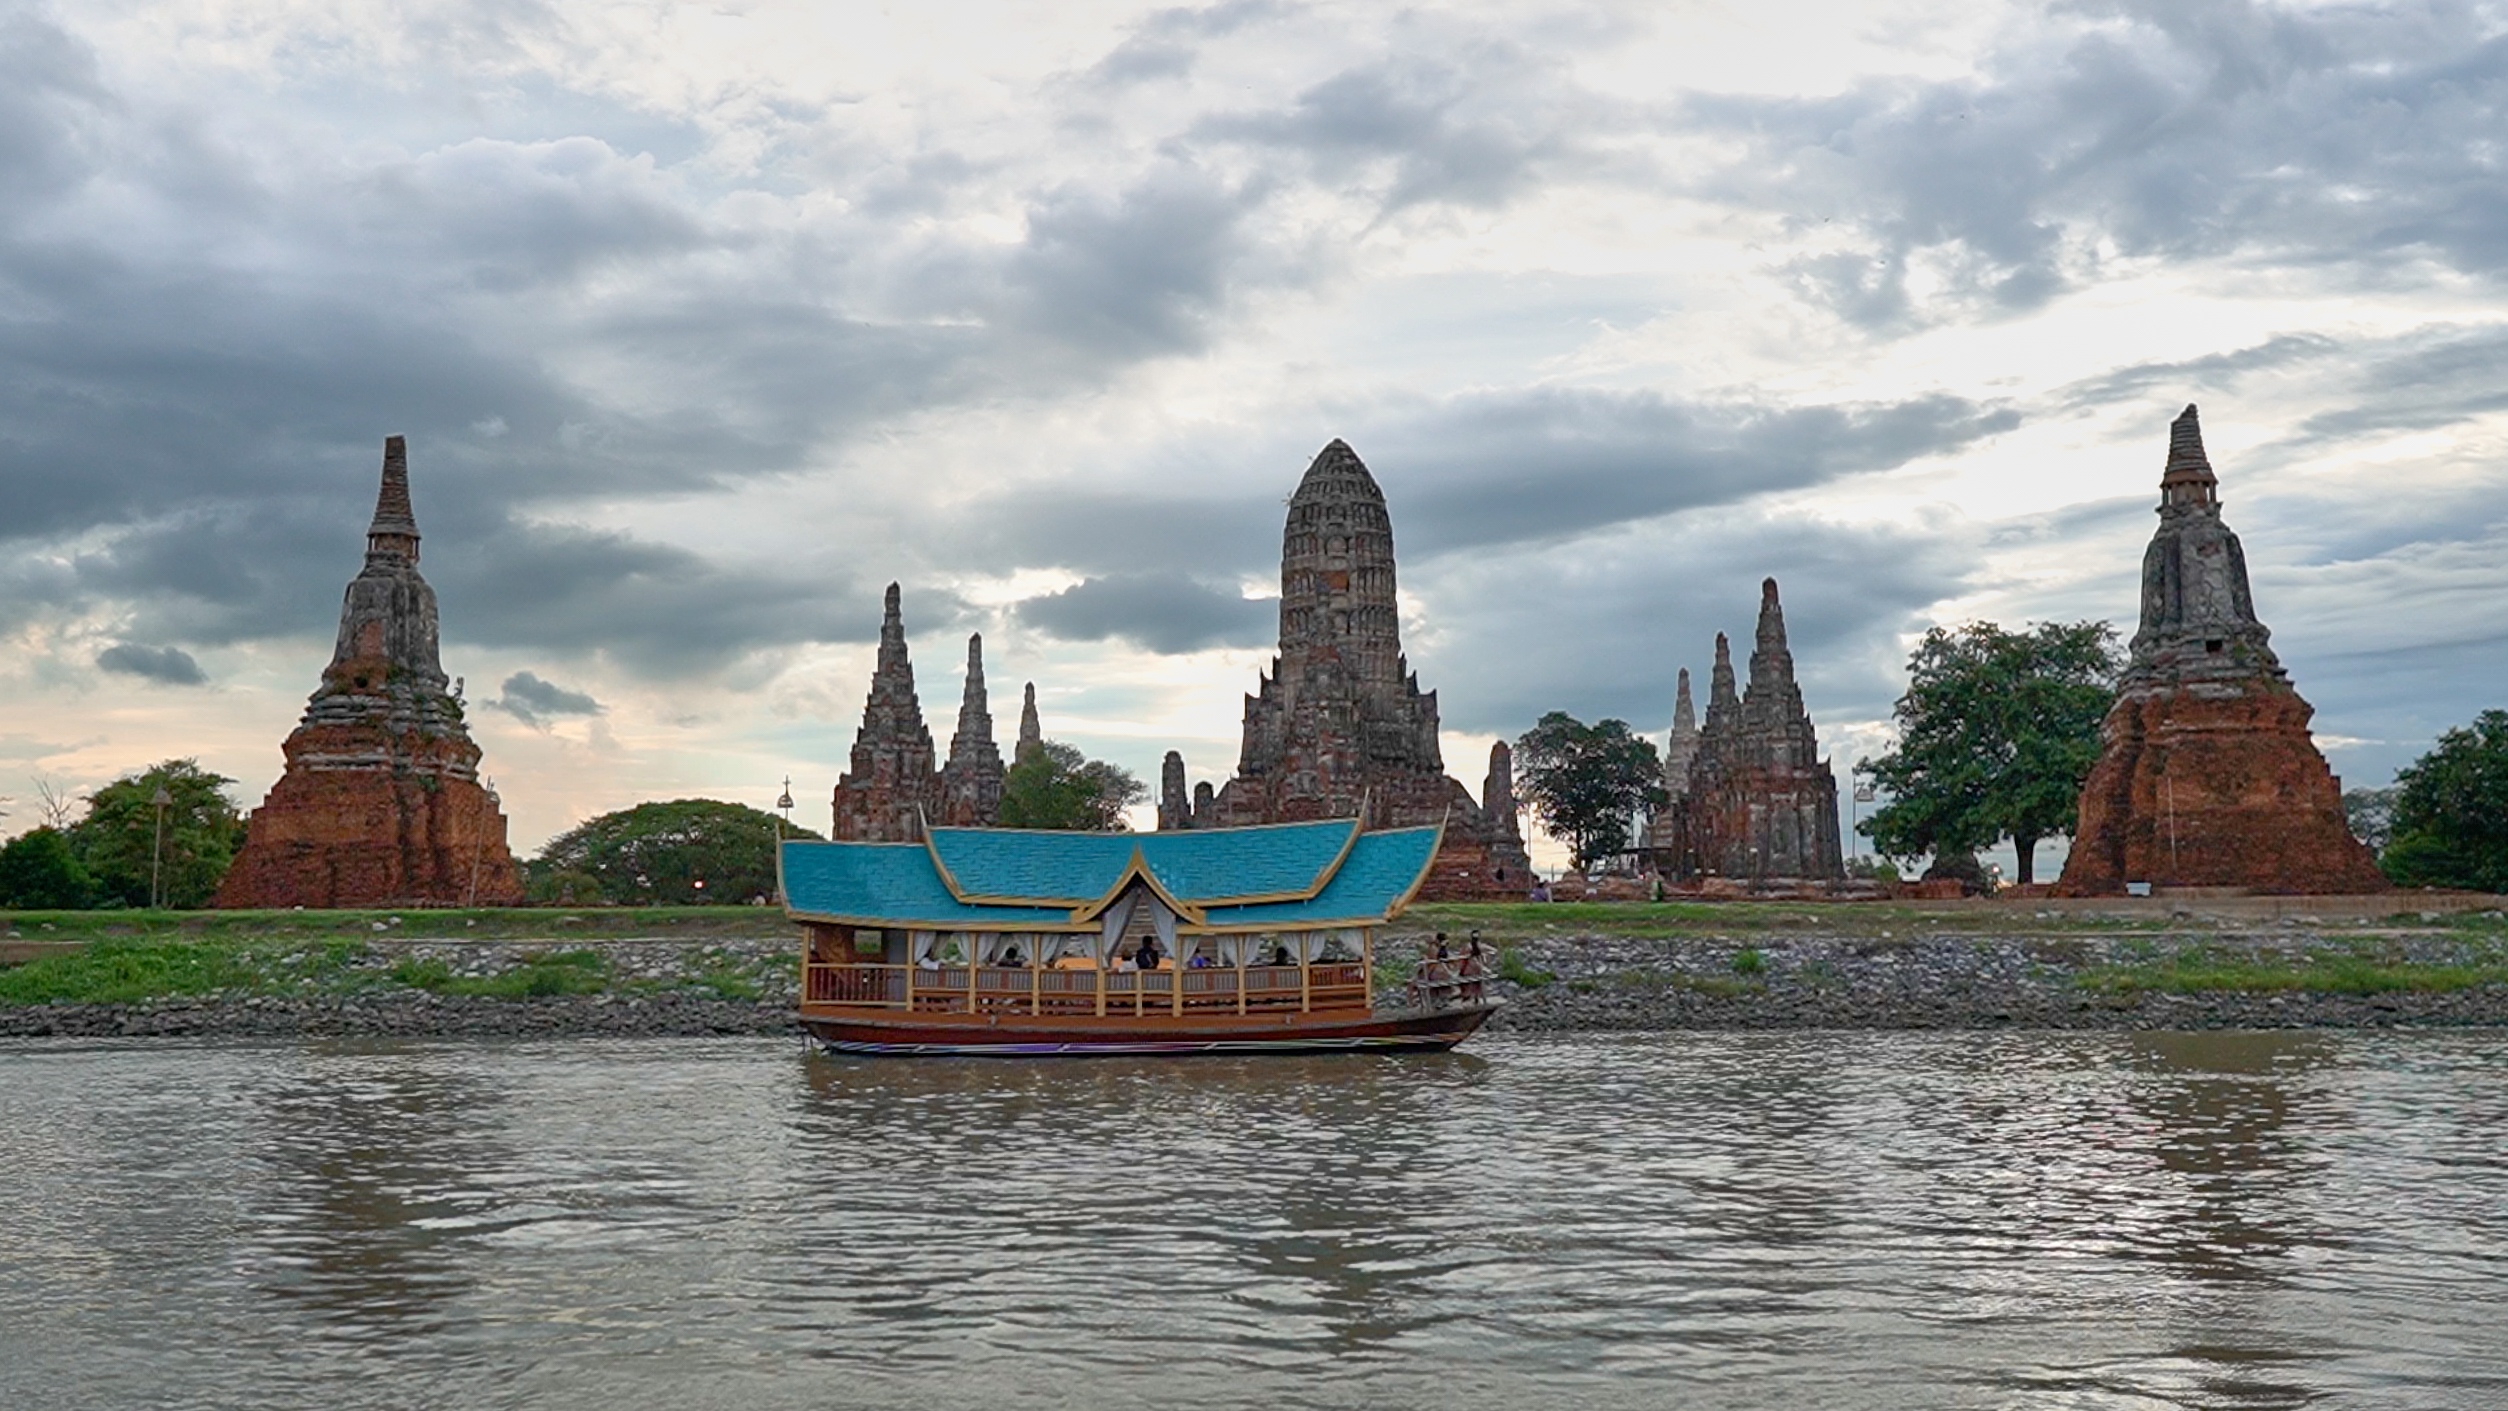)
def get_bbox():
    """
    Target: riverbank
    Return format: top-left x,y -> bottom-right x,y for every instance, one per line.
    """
4,903 -> 2504,1037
